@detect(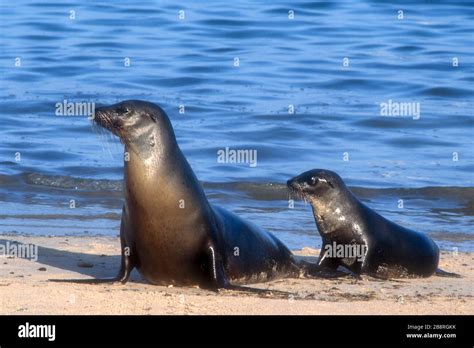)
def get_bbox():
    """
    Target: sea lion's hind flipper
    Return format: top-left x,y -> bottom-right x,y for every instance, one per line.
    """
435,268 -> 461,278
204,245 -> 295,298
203,245 -> 231,291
